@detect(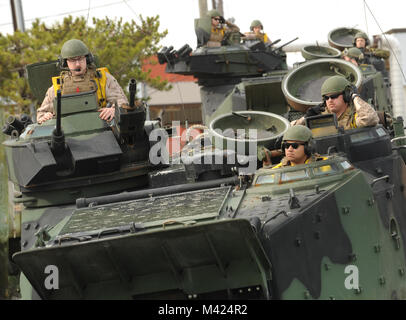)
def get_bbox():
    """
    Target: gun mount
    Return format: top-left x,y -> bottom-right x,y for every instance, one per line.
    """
158,41 -> 289,87
112,79 -> 147,146
158,38 -> 295,125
